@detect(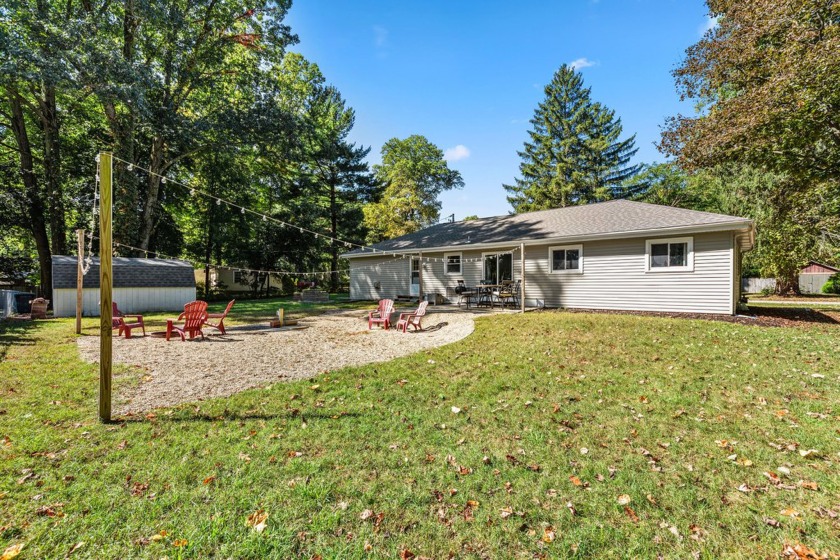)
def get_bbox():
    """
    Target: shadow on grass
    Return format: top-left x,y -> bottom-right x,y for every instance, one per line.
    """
0,317 -> 44,360
118,410 -> 362,424
747,305 -> 840,326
